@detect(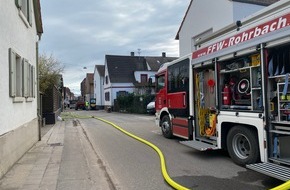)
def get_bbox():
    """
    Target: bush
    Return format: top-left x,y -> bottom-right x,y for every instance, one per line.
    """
115,93 -> 154,114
